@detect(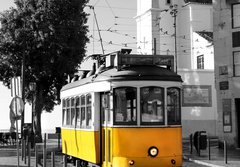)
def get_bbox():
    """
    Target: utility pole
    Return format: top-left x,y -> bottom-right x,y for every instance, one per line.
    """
170,4 -> 178,73
88,5 -> 105,55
